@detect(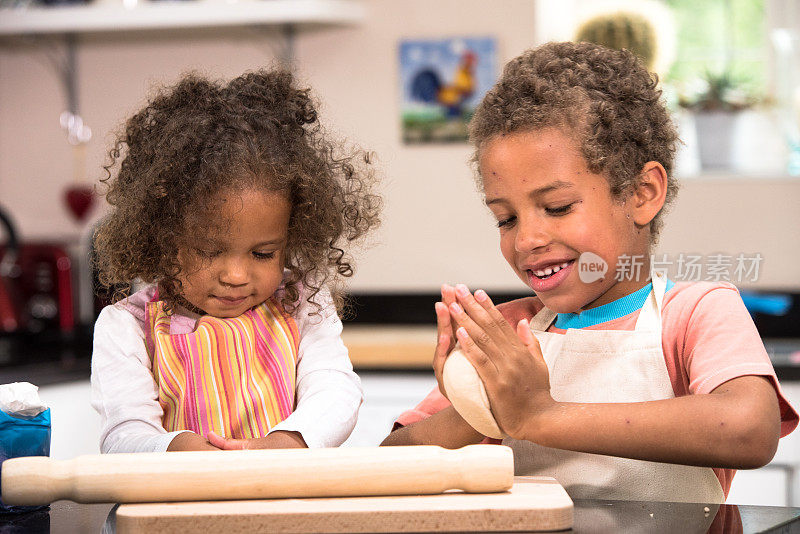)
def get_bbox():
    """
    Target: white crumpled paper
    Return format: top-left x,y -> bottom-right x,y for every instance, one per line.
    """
0,382 -> 48,417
